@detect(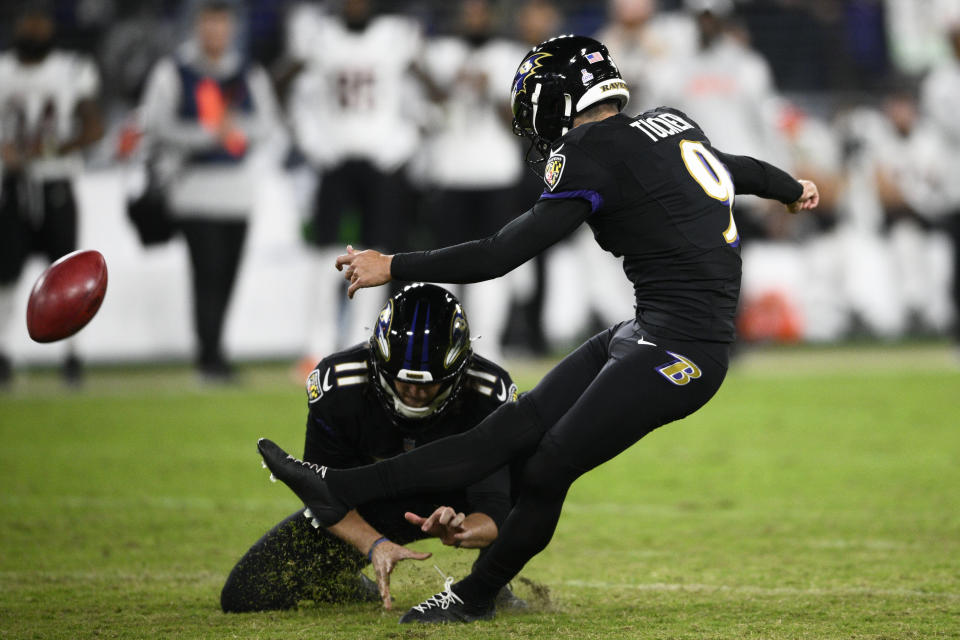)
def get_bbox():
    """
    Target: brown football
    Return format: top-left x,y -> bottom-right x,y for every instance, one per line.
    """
26,250 -> 108,343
